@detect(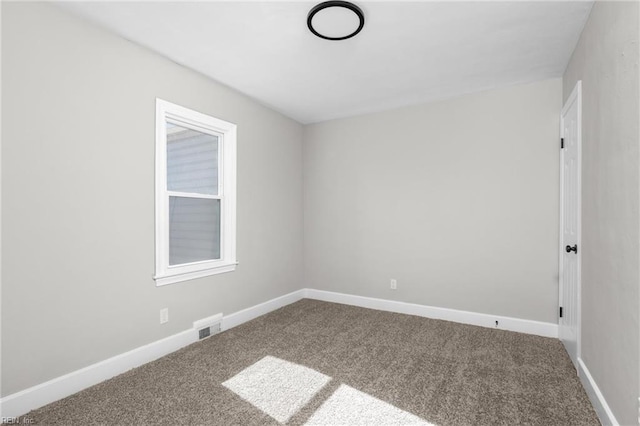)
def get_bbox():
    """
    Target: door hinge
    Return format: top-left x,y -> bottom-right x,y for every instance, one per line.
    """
561,138 -> 564,149
559,307 -> 563,318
